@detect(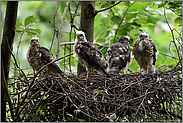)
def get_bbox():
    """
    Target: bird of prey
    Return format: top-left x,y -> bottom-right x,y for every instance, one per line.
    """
27,36 -> 63,76
107,36 -> 131,75
133,30 -> 157,73
74,30 -> 110,79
